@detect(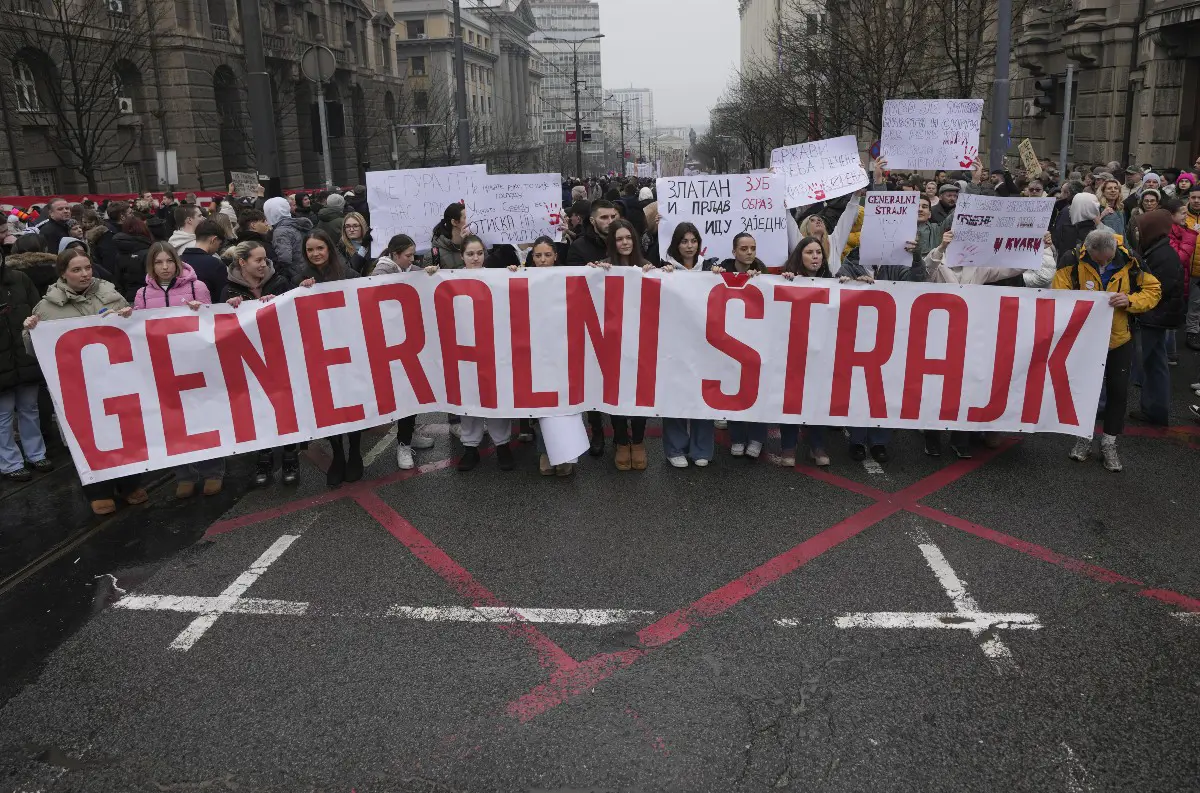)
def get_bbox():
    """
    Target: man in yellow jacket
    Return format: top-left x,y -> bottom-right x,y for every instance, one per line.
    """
1053,226 -> 1161,472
